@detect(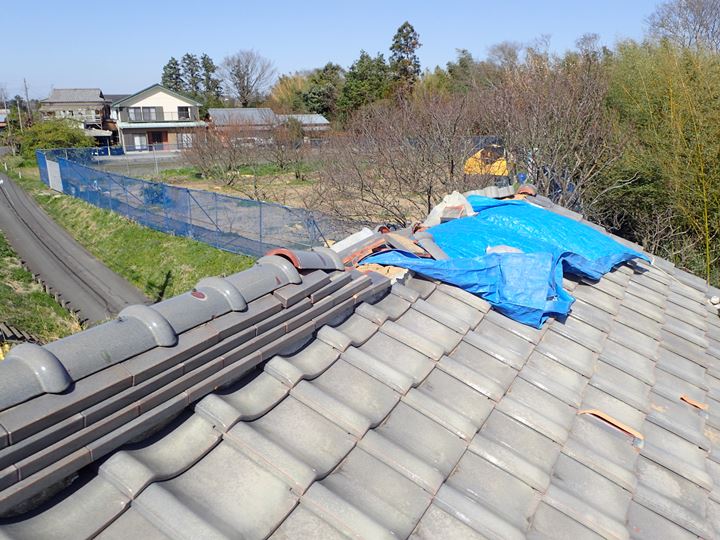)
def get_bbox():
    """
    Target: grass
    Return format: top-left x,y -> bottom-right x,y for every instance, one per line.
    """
5,157 -> 255,303
0,229 -> 81,344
